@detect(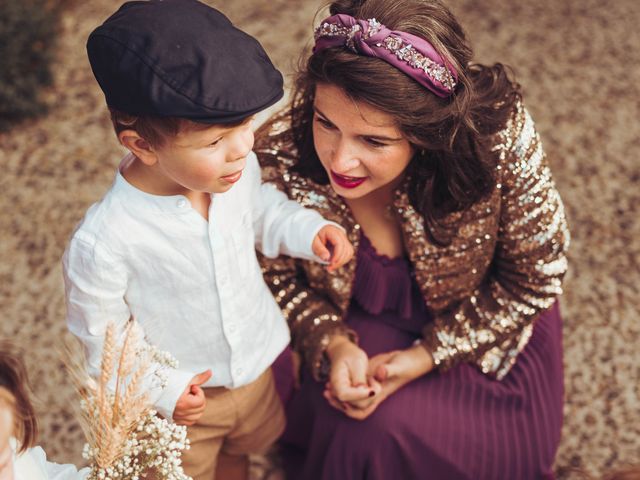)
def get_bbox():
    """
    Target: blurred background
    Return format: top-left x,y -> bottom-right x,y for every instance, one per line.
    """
0,0 -> 638,478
